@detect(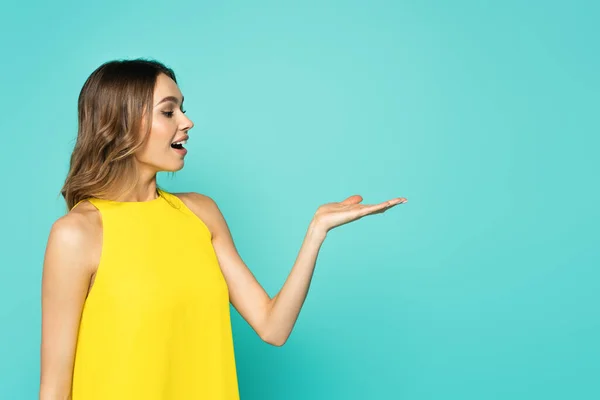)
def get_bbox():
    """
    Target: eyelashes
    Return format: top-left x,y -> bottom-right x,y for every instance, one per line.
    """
162,110 -> 187,118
